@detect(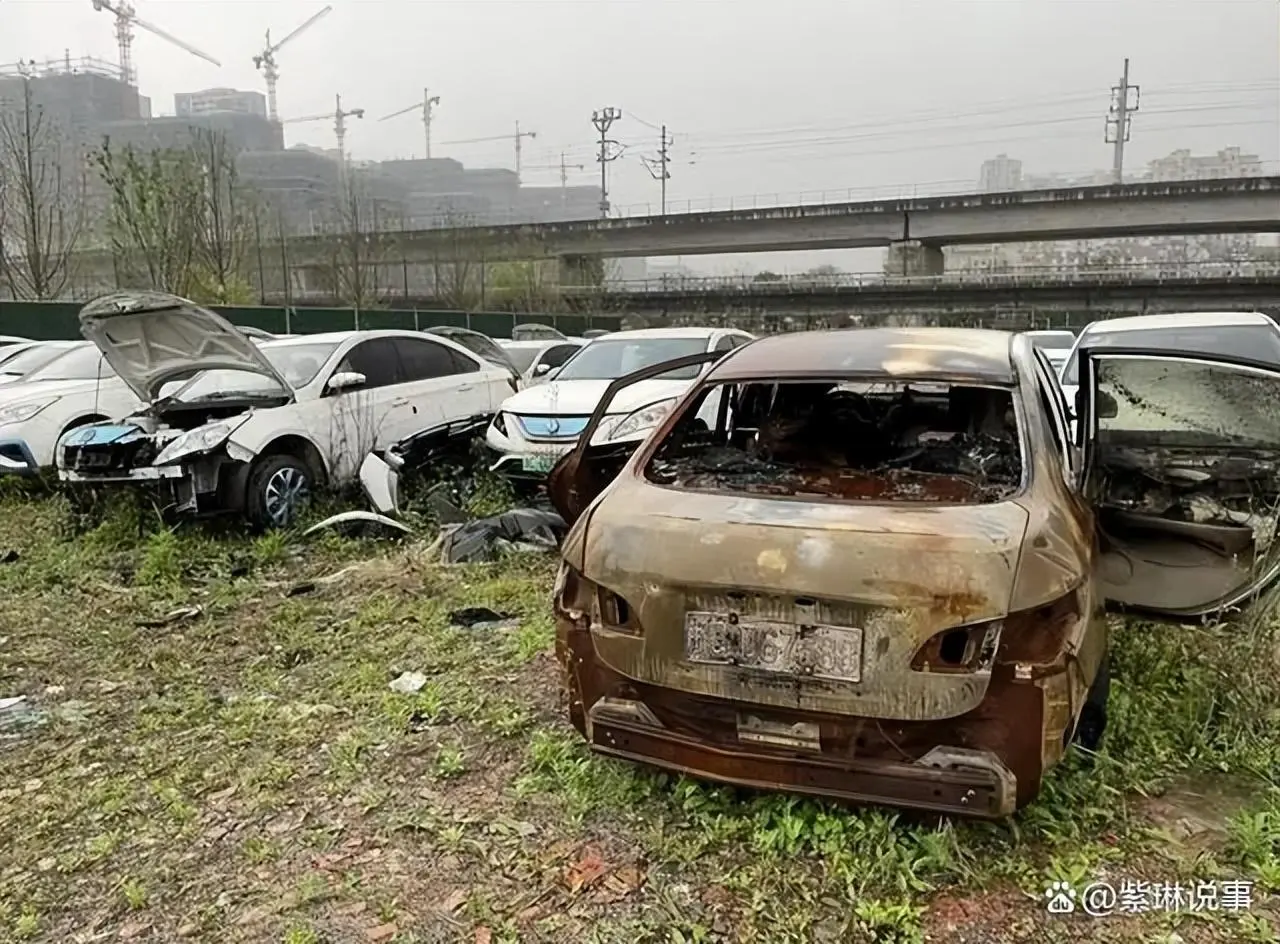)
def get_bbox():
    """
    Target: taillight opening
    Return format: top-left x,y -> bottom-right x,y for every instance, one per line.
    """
912,620 -> 1003,674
